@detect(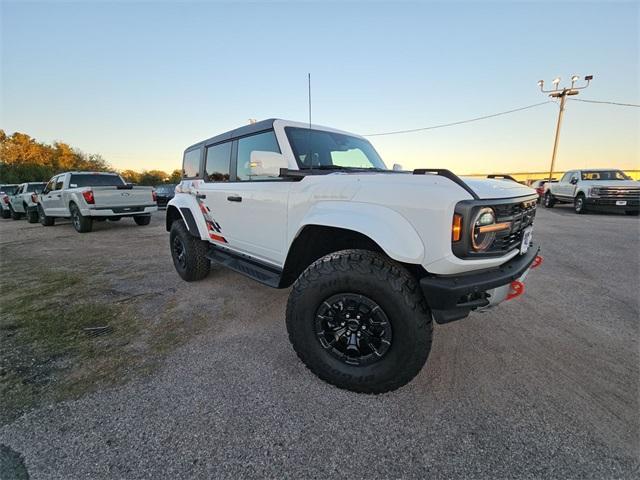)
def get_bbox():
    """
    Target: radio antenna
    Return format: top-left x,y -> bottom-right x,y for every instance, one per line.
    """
307,73 -> 312,128
307,73 -> 313,170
